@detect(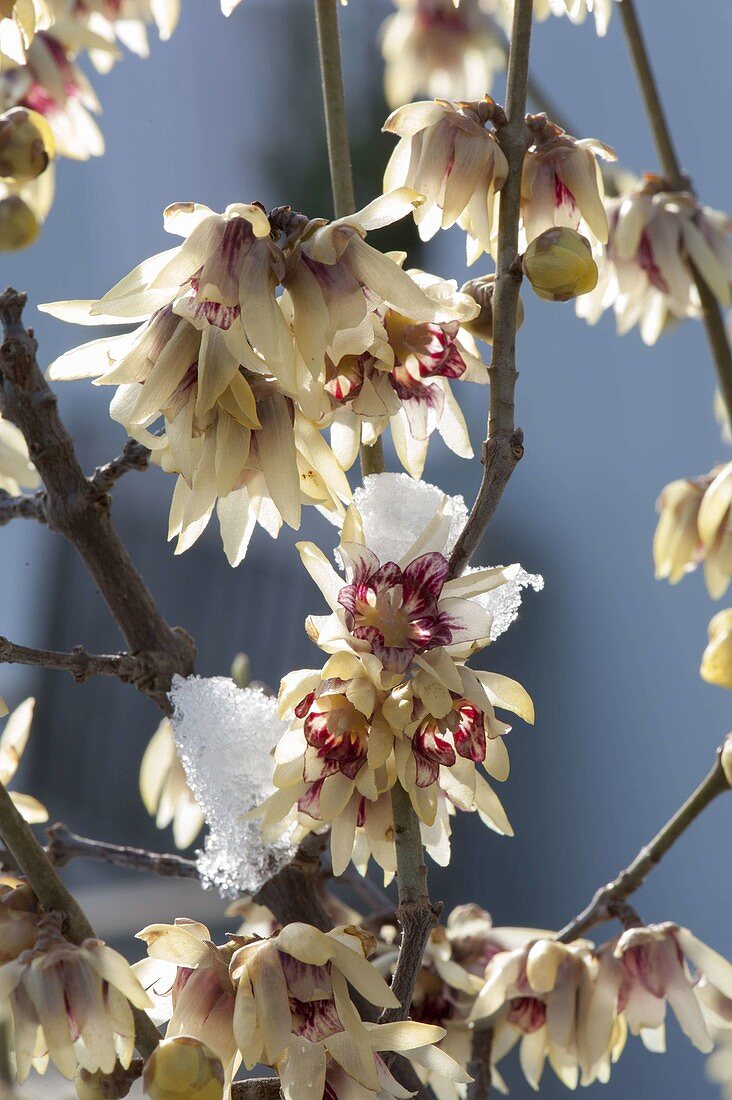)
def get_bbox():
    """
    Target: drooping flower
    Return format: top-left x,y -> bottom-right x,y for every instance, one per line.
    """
57,0 -> 180,75
379,0 -> 508,110
577,175 -> 732,345
0,412 -> 39,494
587,923 -> 732,1059
383,97 -> 508,262
521,117 -> 615,247
135,918 -> 241,1089
294,267 -> 487,479
139,717 -> 203,849
535,0 -> 614,36
0,915 -> 150,1082
653,463 -> 732,598
700,609 -> 732,689
0,879 -> 41,965
0,697 -> 47,824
